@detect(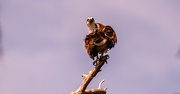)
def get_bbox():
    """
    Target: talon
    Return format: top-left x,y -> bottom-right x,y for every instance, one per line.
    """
105,61 -> 108,64
93,61 -> 97,66
105,55 -> 109,59
105,55 -> 109,64
93,58 -> 99,66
